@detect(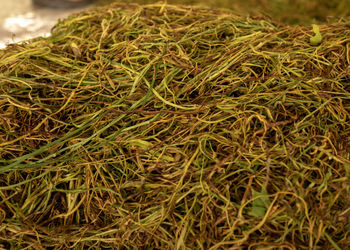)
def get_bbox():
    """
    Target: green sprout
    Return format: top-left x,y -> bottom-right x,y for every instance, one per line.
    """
310,24 -> 322,45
